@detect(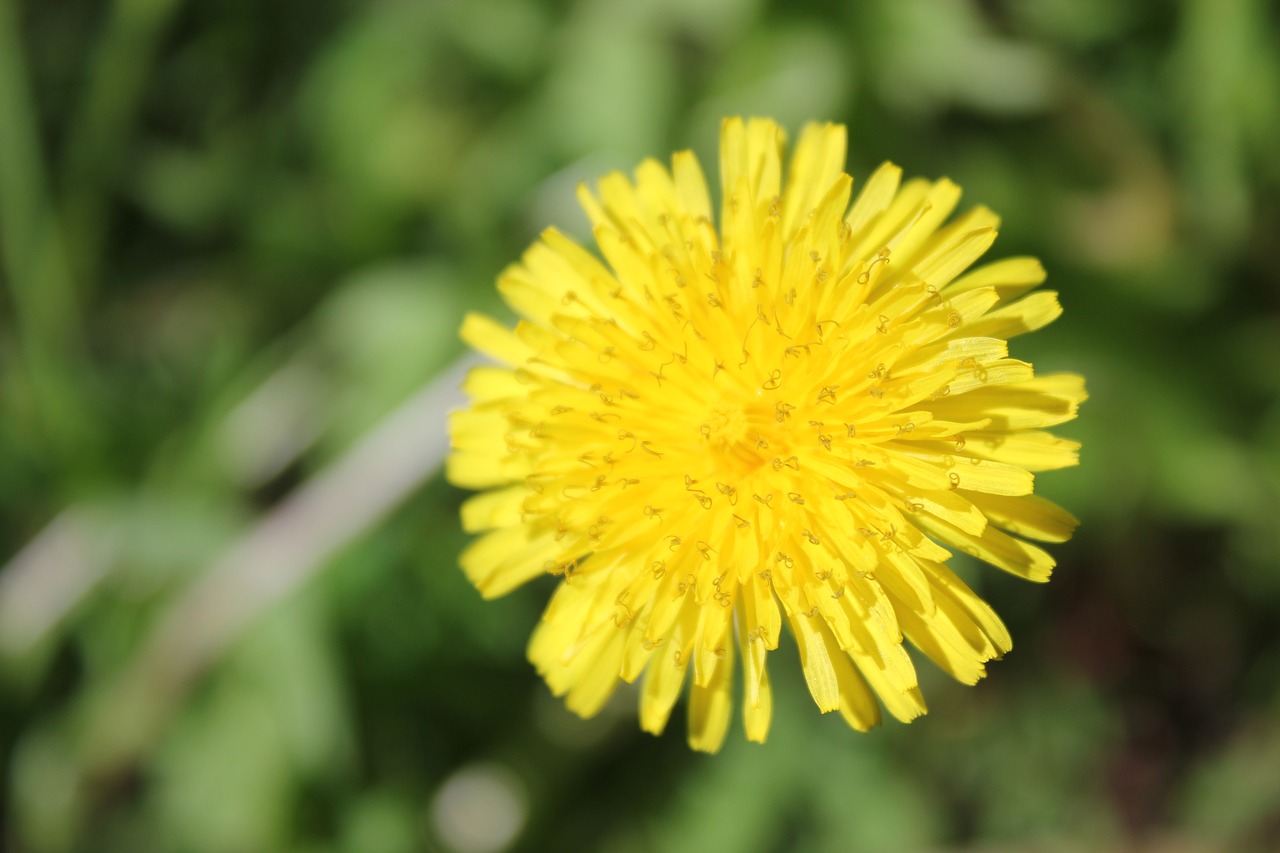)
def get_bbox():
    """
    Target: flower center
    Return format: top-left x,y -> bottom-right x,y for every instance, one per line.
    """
699,398 -> 787,477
